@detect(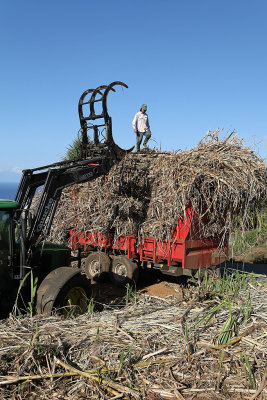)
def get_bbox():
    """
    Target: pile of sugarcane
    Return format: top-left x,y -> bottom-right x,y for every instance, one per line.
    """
44,129 -> 267,247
